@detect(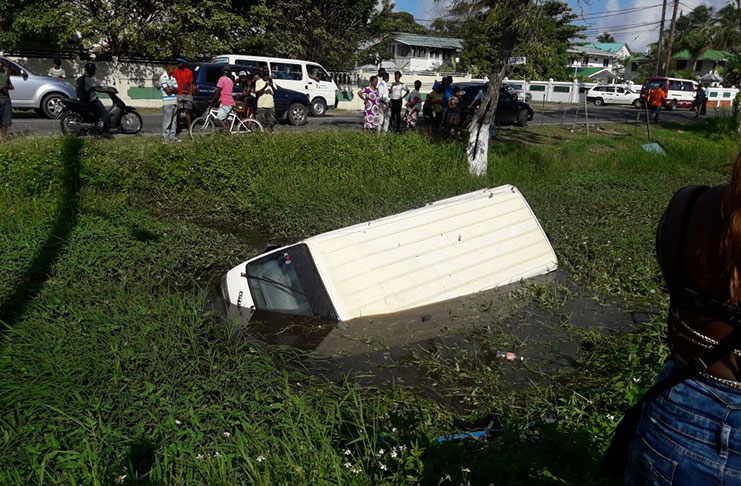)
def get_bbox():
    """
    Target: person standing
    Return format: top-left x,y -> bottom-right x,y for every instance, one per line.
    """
693,84 -> 707,118
255,66 -> 278,132
648,83 -> 666,123
701,83 -> 709,116
159,64 -> 179,142
358,76 -> 380,131
389,71 -> 409,132
47,59 -> 66,79
0,59 -> 14,143
625,153 -> 741,485
235,71 -> 255,119
440,76 -> 453,131
425,84 -> 444,134
403,80 -> 422,130
376,72 -> 390,133
173,58 -> 194,131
